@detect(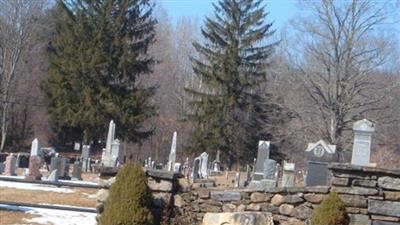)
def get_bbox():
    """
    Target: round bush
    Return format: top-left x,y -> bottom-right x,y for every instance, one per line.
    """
311,192 -> 349,225
99,163 -> 154,225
